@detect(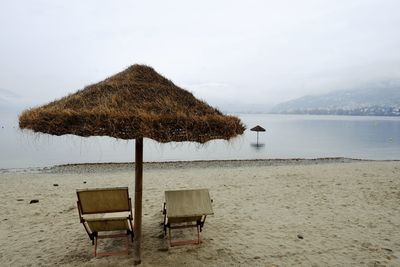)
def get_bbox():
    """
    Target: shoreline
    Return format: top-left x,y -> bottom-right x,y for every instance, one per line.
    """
1,157 -> 399,174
